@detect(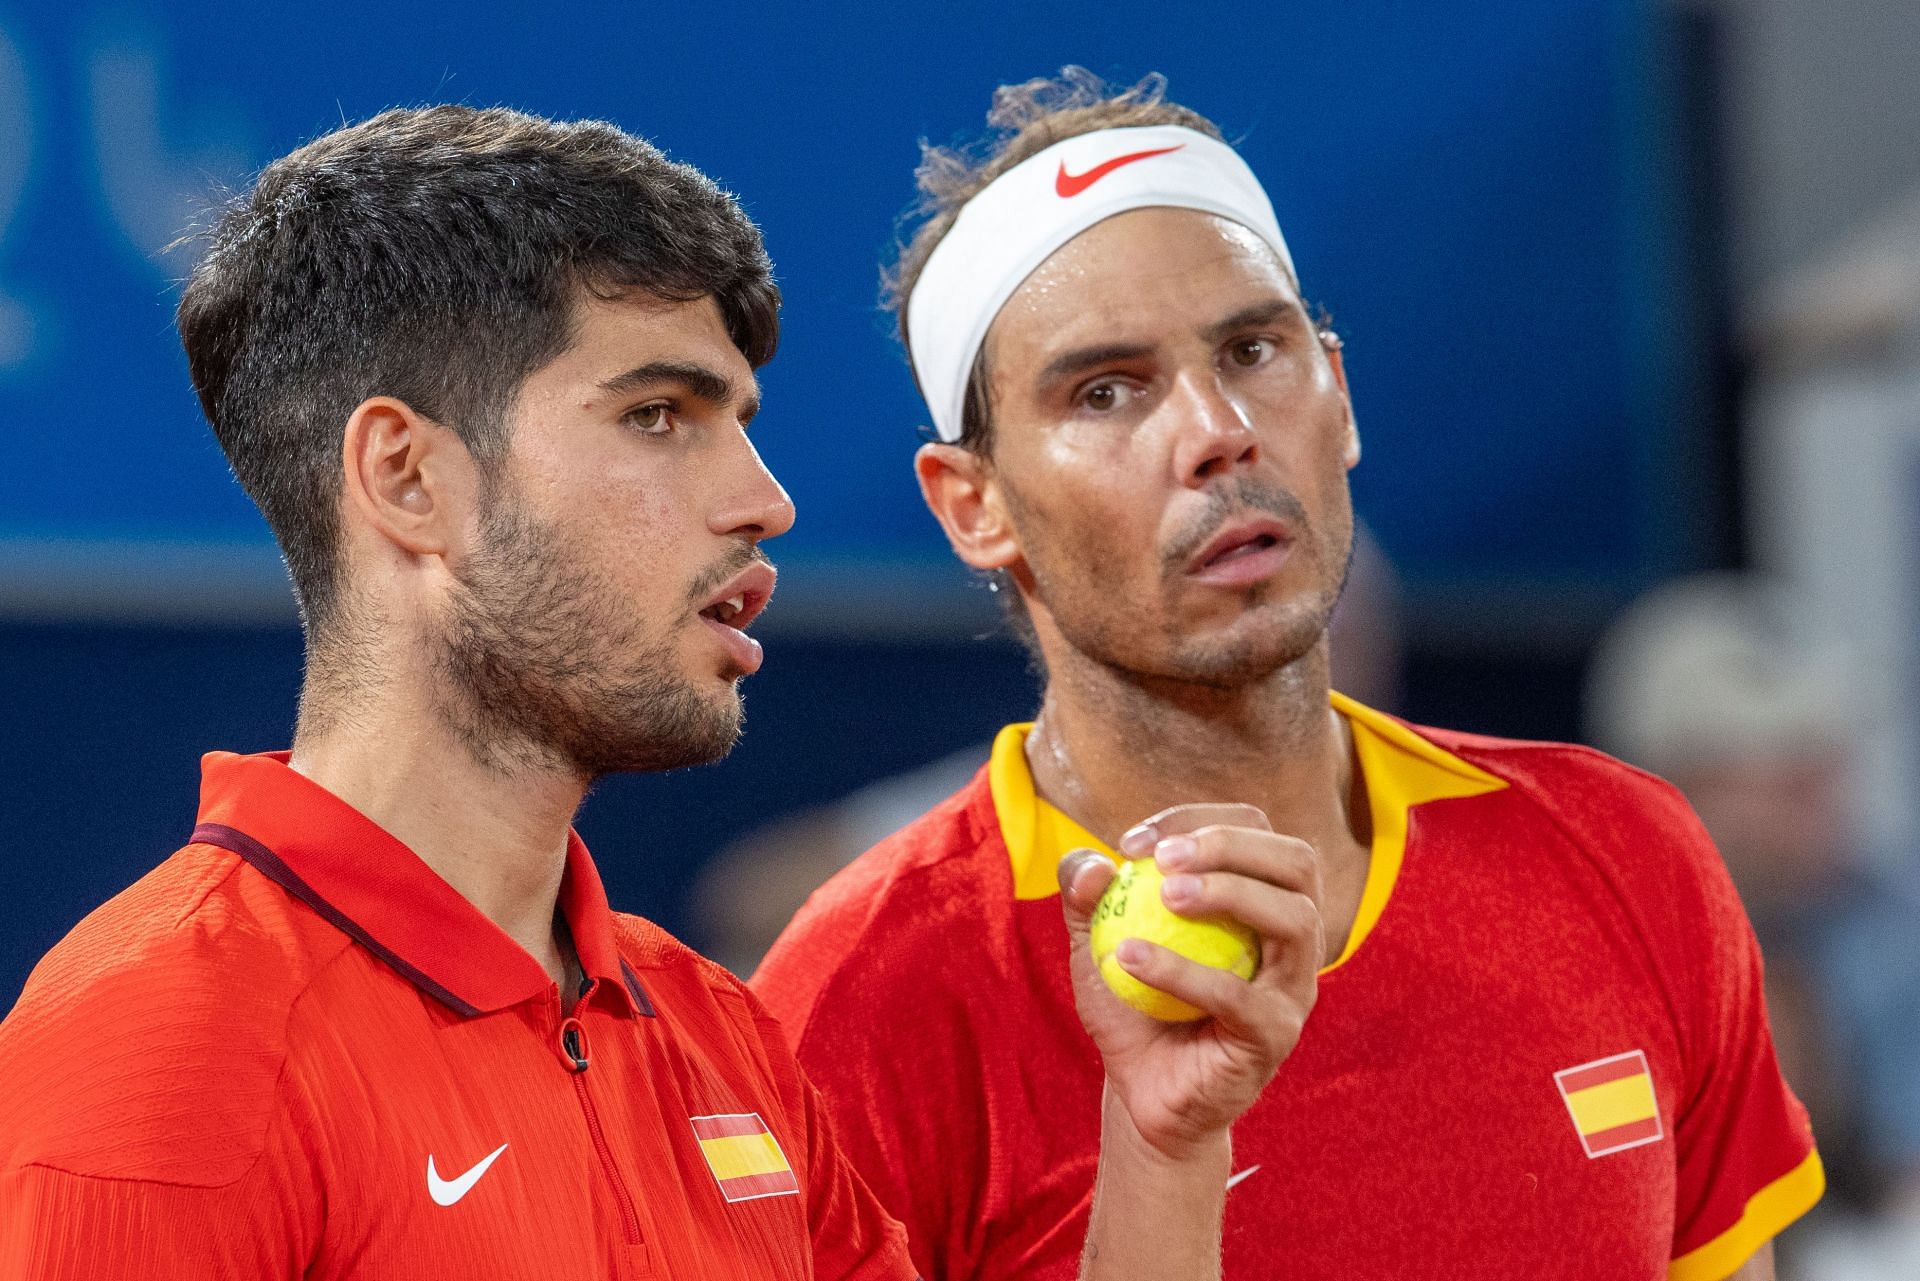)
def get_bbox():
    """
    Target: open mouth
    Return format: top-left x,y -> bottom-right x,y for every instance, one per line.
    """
1201,532 -> 1282,569
694,560 -> 777,677
696,560 -> 775,633
1183,515 -> 1295,586
700,593 -> 751,627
